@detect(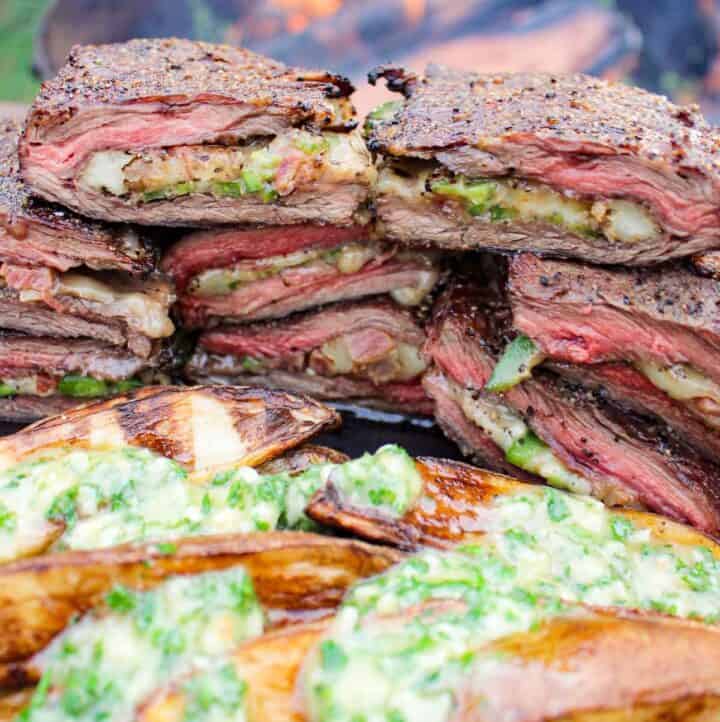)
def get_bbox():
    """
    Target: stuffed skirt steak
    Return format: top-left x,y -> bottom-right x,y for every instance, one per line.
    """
0,119 -> 174,420
188,299 -> 432,413
20,38 -> 373,227
368,66 -> 720,265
